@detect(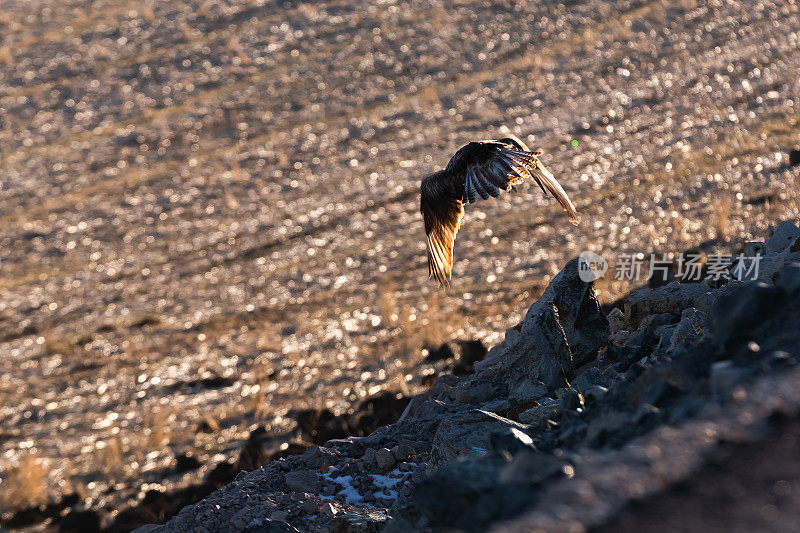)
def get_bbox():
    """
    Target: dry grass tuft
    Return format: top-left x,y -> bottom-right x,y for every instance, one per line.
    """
145,408 -> 170,450
0,46 -> 13,67
40,324 -> 74,357
0,453 -> 50,510
256,323 -> 282,353
98,435 -> 125,476
397,304 -> 417,355
421,86 -> 440,108
714,196 -> 732,241
422,291 -> 445,347
378,274 -> 398,327
250,361 -> 272,420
